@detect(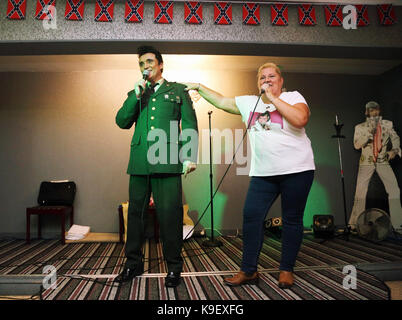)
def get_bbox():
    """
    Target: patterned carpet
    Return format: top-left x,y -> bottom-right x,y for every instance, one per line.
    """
0,234 -> 401,300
